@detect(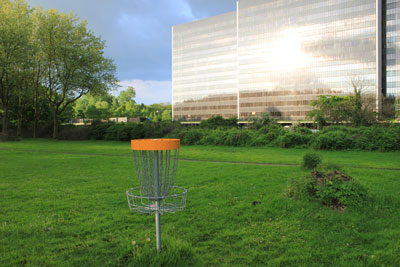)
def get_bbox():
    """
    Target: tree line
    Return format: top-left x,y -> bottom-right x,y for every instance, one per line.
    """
73,86 -> 172,123
0,0 -> 118,138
